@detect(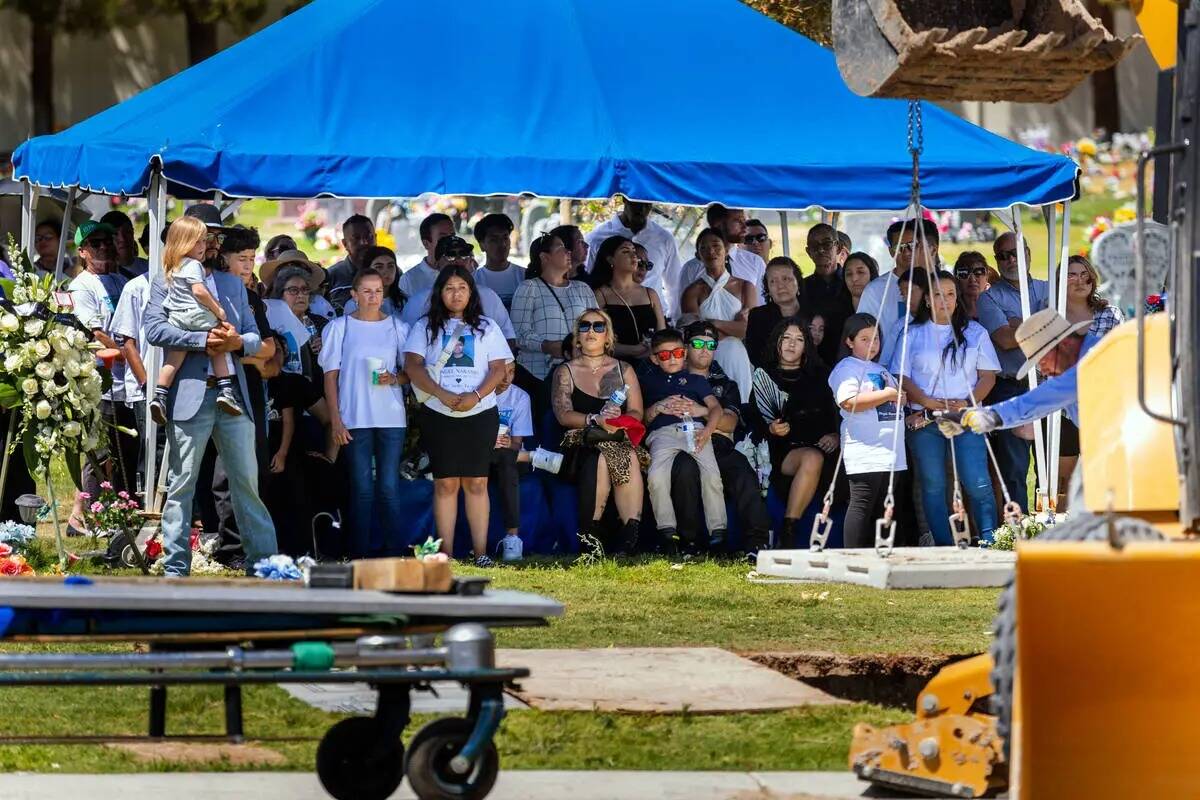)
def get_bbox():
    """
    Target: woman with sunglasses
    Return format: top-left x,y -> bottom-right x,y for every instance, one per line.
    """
953,251 -> 991,321
511,233 -> 597,422
1054,254 -> 1124,507
551,309 -> 646,553
680,228 -> 757,402
748,317 -> 839,548
589,236 -> 665,361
